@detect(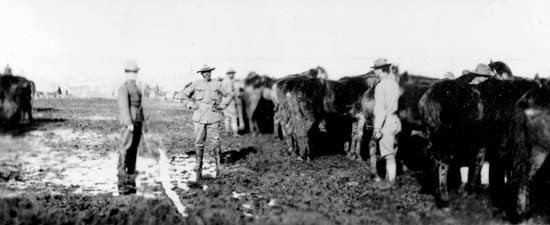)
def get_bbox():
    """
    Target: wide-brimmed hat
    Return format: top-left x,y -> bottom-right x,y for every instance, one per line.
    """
124,60 -> 140,72
371,58 -> 392,69
470,64 -> 493,76
226,68 -> 236,74
197,65 -> 215,73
